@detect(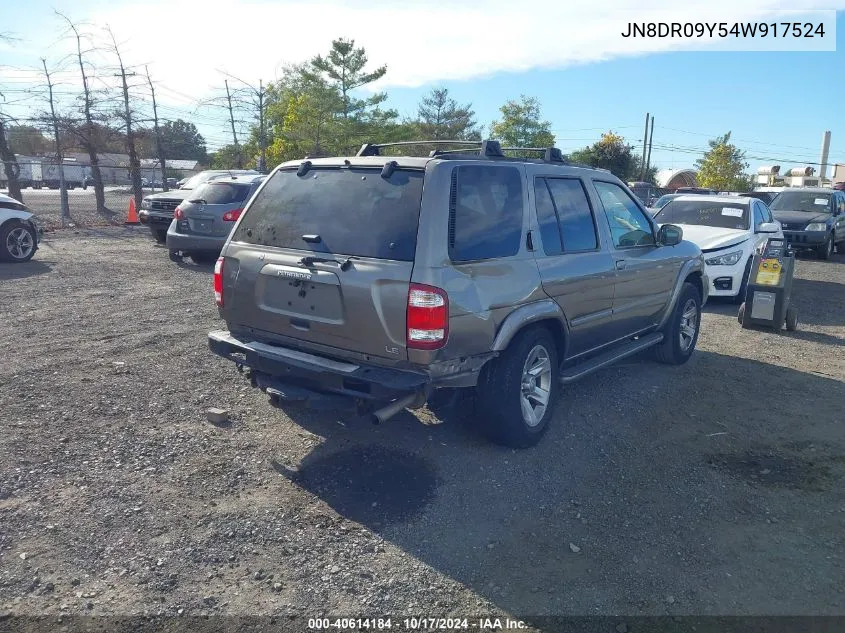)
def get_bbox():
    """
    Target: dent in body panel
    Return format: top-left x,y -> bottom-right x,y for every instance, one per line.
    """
370,278 -> 413,349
